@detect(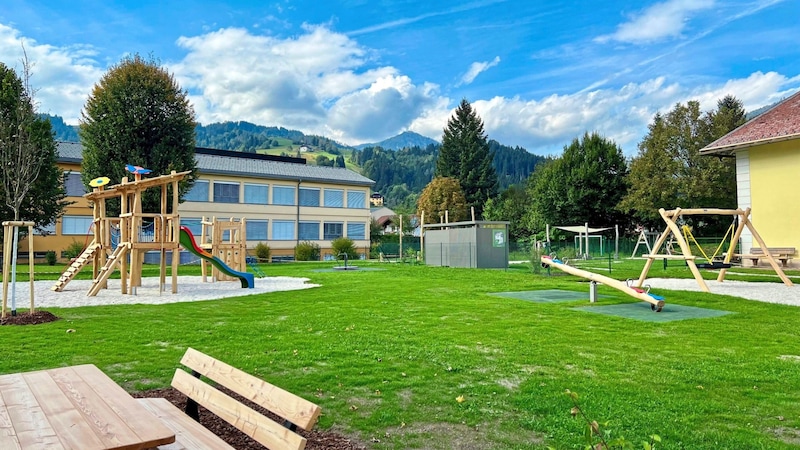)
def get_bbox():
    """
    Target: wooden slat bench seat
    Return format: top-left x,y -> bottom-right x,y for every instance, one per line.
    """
738,247 -> 796,267
138,348 -> 321,450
